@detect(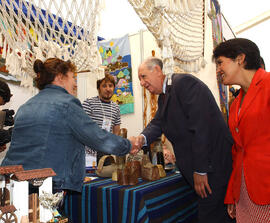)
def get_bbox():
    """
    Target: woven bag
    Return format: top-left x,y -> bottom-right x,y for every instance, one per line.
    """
95,155 -> 117,178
